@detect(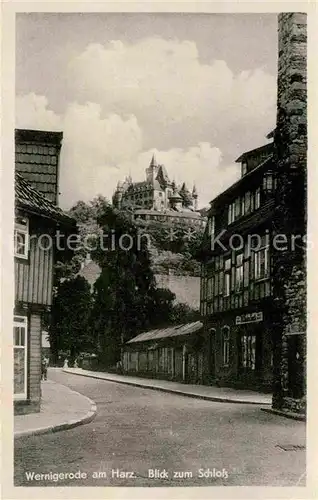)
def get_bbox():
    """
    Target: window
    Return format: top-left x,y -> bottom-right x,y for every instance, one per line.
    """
235,254 -> 244,292
224,258 -> 231,296
228,201 -> 236,225
242,162 -> 247,176
263,172 -> 274,192
244,191 -> 252,214
234,197 -> 241,219
222,327 -> 230,366
254,245 -> 269,280
14,316 -> 28,399
14,217 -> 29,259
208,216 -> 215,237
241,335 -> 256,370
255,188 -> 261,210
241,196 -> 245,216
207,277 -> 214,300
